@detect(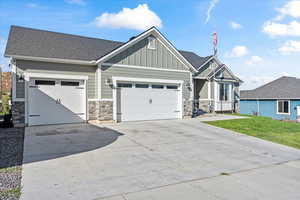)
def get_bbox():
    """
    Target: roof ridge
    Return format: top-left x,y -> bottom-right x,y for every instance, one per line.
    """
11,25 -> 124,44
